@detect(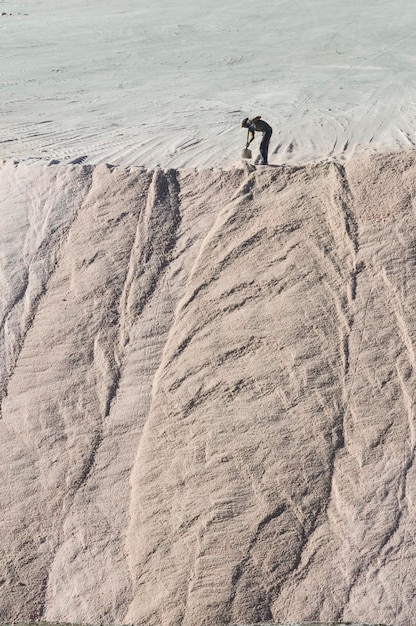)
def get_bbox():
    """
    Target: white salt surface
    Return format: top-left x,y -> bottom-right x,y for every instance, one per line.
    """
3,3 -> 416,623
2,0 -> 416,168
